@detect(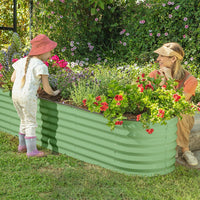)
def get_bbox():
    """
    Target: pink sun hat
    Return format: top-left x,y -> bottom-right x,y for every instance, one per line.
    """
29,34 -> 57,56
